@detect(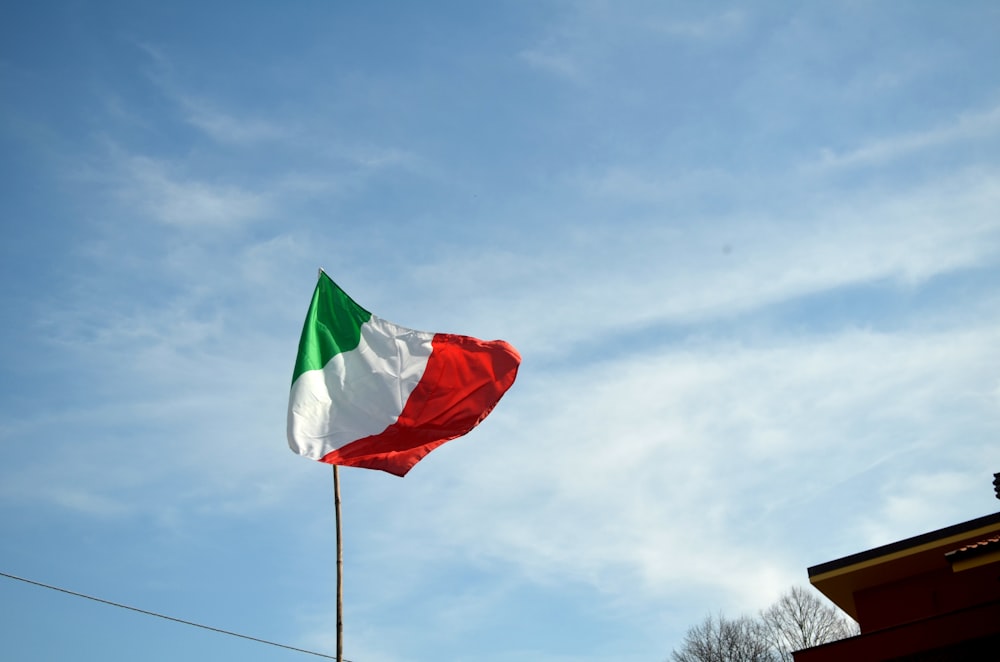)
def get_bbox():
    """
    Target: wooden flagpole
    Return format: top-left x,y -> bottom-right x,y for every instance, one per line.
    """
333,464 -> 343,662
318,268 -> 344,662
